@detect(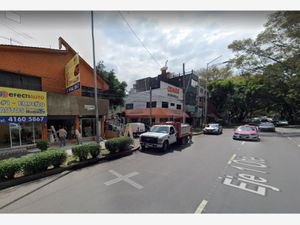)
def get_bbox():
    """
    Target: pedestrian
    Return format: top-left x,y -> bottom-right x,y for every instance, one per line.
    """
75,129 -> 82,145
57,126 -> 67,147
